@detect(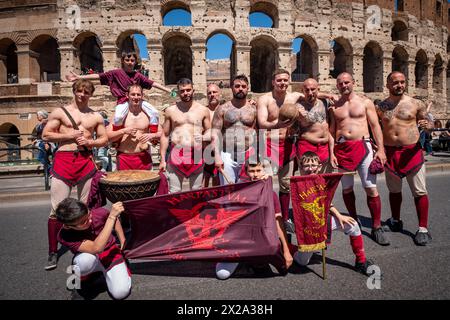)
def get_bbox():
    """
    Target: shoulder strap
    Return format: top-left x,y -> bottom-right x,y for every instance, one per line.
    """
60,106 -> 79,130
